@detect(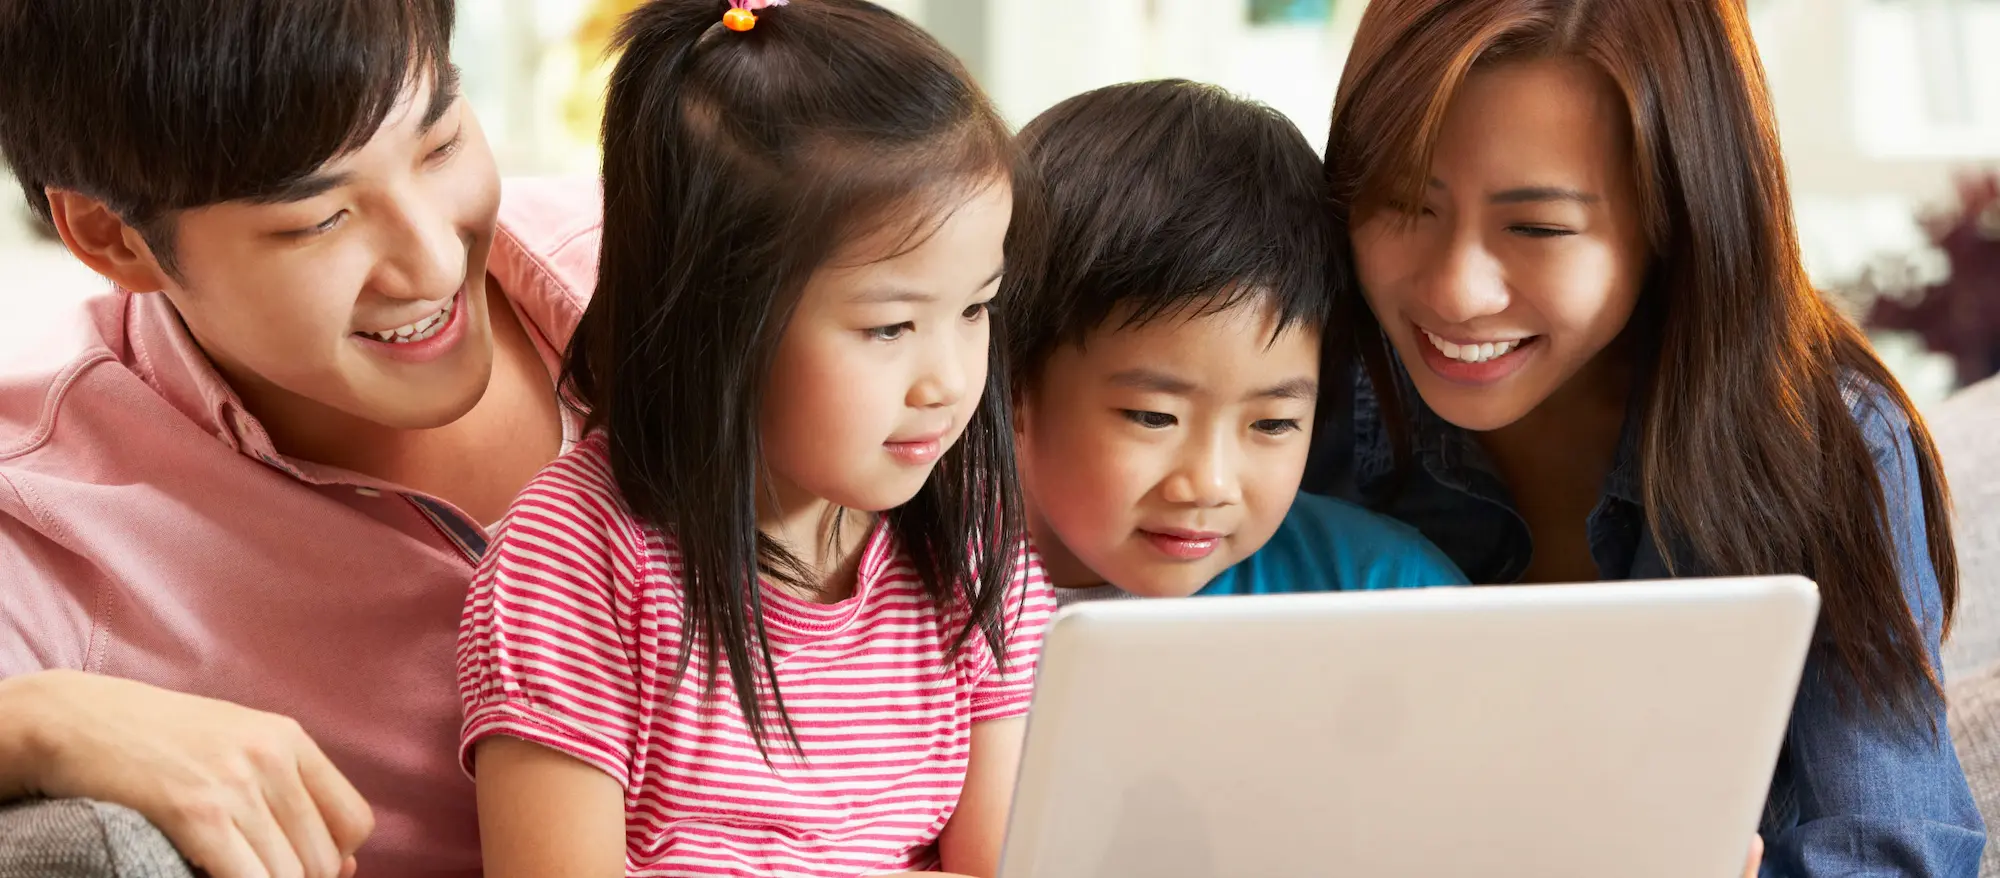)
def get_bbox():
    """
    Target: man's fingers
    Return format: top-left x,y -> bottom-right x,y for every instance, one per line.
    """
170,815 -> 271,878
234,799 -> 308,878
264,760 -> 344,878
295,732 -> 375,857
